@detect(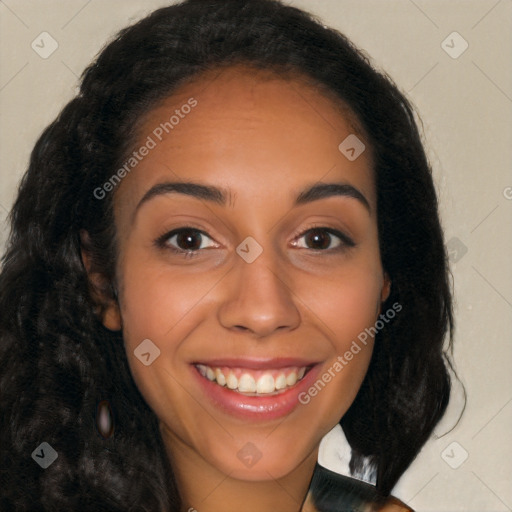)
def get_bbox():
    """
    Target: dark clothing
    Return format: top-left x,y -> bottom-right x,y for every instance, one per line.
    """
302,463 -> 406,512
